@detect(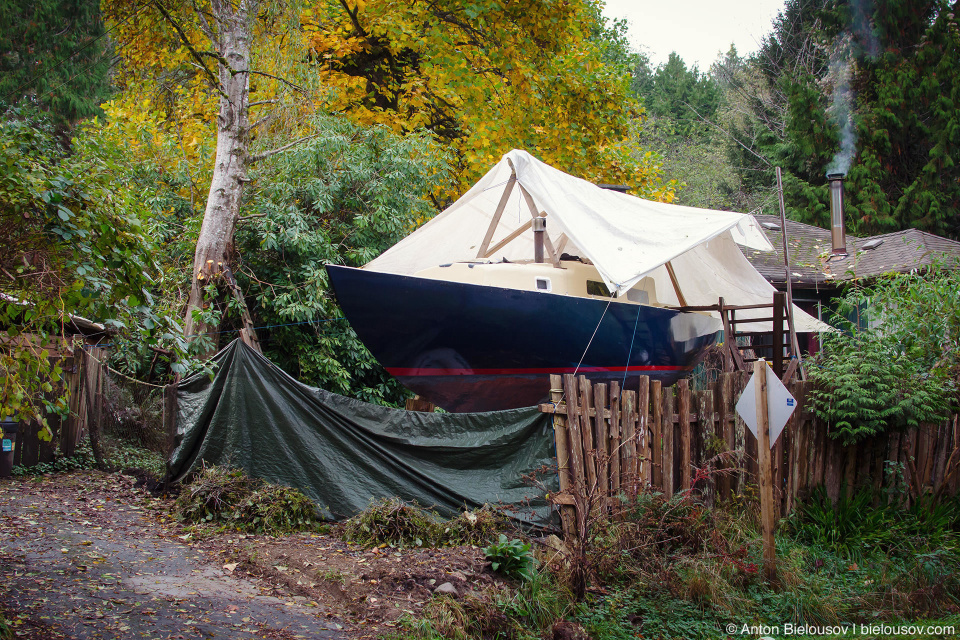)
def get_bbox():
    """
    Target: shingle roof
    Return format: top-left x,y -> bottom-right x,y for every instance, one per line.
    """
744,215 -> 960,287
